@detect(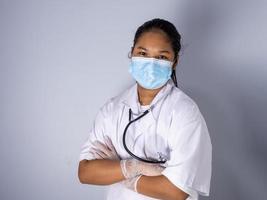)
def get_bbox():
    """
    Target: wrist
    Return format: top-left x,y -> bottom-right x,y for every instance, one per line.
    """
120,160 -> 127,179
134,175 -> 142,193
